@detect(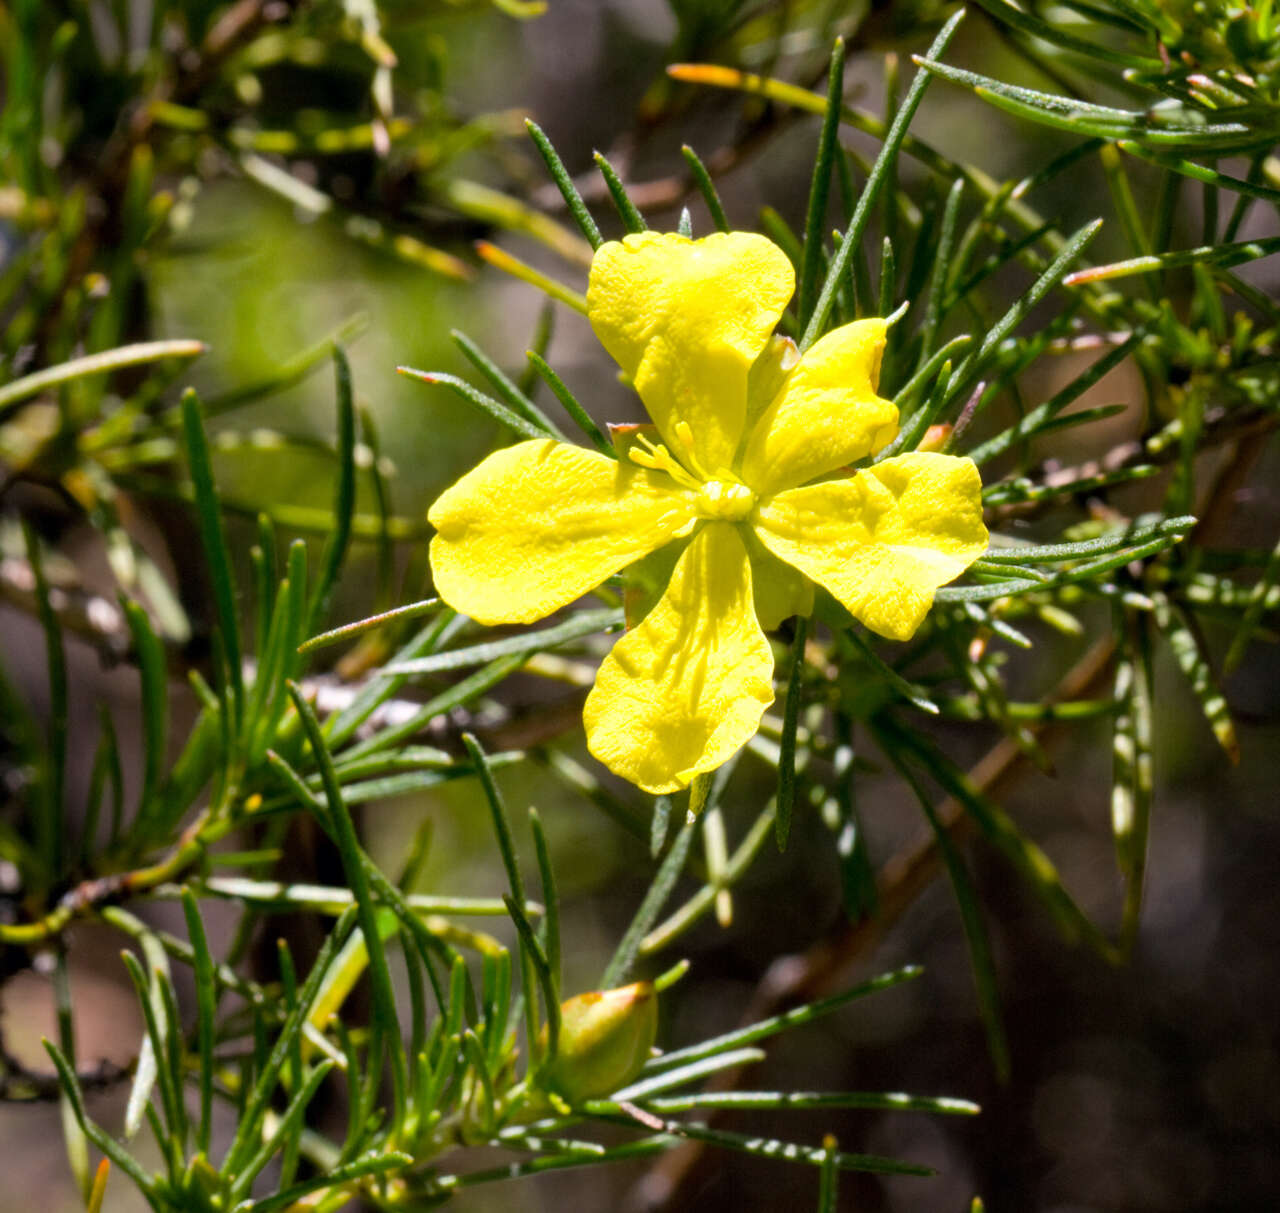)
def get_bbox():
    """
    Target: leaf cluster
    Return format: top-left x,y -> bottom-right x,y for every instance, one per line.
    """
3,2 -> 1279,1210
